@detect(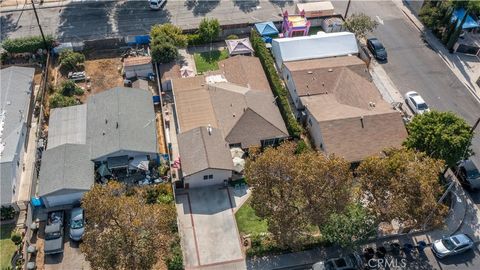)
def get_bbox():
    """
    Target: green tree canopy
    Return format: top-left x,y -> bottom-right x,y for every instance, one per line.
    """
356,148 -> 448,229
59,50 -> 85,72
59,80 -> 84,97
49,93 -> 78,108
198,18 -> 221,43
321,204 -> 376,249
151,42 -> 179,63
404,110 -> 473,167
150,24 -> 187,47
245,142 -> 353,249
344,13 -> 378,40
81,182 -> 177,270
